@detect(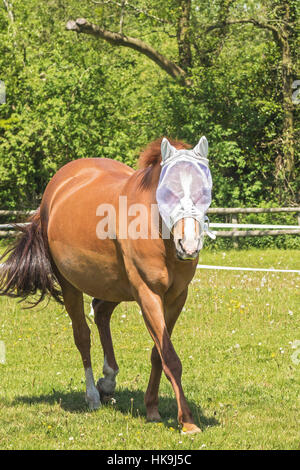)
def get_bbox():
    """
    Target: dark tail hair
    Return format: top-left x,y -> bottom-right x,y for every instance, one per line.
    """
0,209 -> 63,307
